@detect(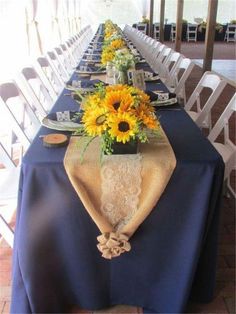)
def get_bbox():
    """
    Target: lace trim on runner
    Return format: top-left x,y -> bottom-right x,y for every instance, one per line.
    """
101,154 -> 142,231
